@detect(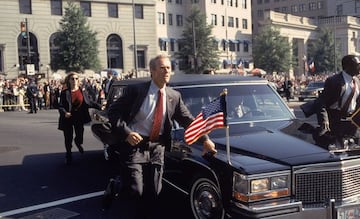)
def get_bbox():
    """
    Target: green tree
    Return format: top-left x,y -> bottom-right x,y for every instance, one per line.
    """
51,2 -> 100,72
176,7 -> 219,74
253,26 -> 292,74
307,27 -> 340,74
